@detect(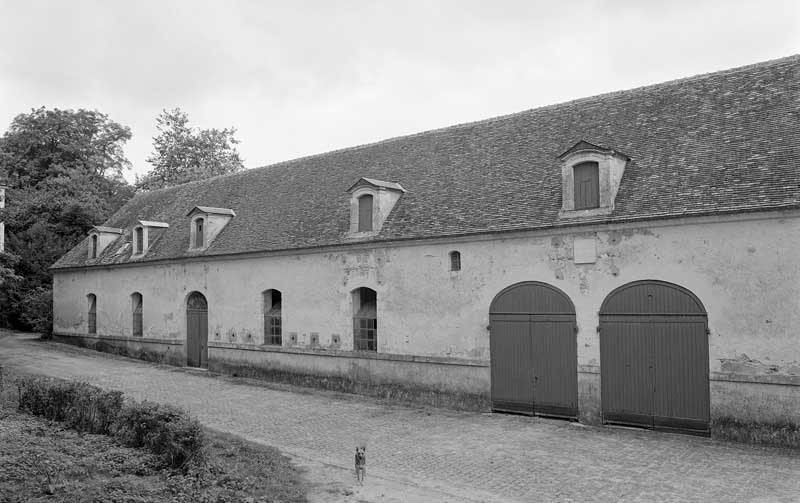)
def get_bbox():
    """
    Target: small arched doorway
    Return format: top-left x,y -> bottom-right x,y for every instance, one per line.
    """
489,282 -> 578,418
186,291 -> 208,368
599,280 -> 709,434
